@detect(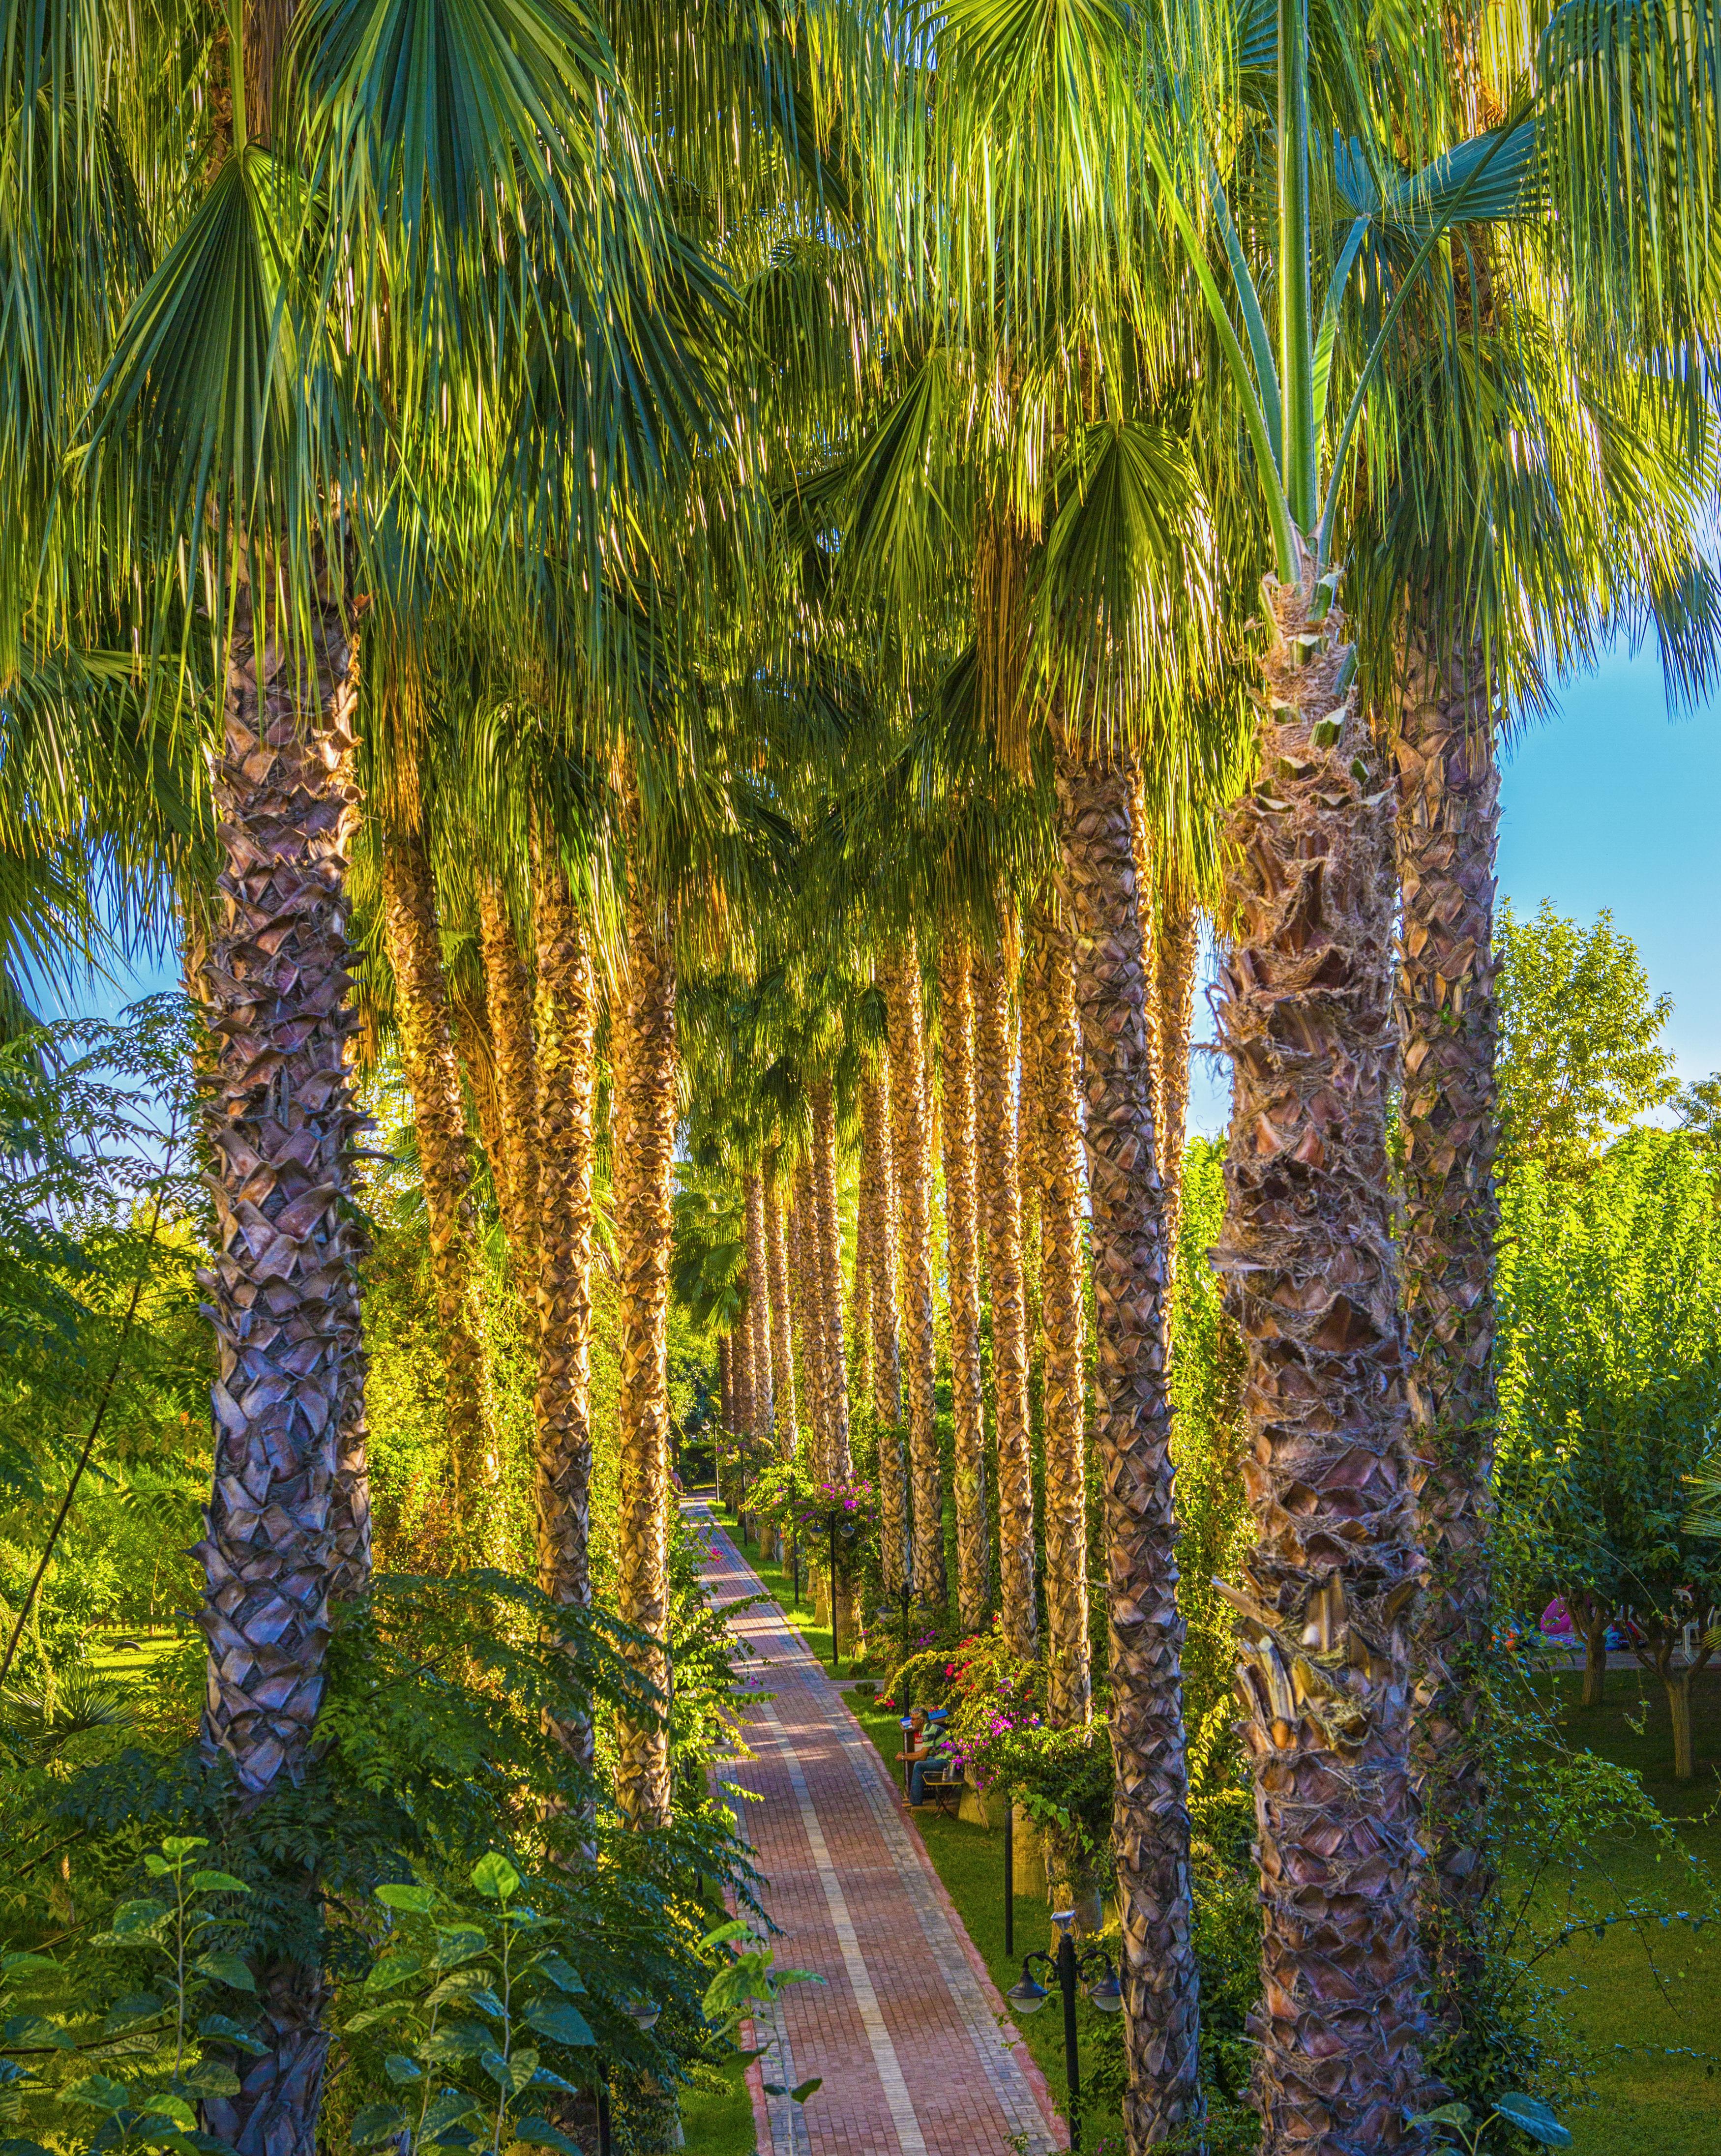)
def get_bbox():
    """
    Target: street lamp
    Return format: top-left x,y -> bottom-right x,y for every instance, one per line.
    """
826,1508 -> 859,1676
1004,1911 -> 1123,2152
